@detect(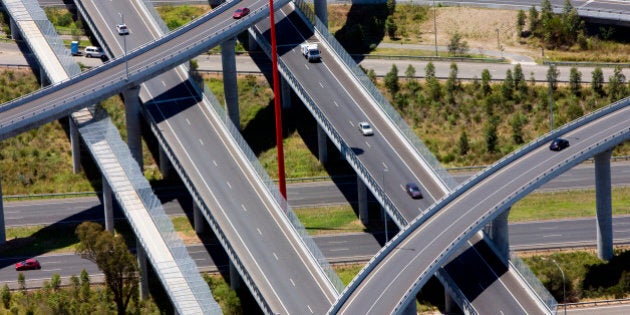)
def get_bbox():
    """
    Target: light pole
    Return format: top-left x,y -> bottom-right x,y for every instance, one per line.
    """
433,0 -> 438,57
543,257 -> 566,315
548,64 -> 555,131
382,167 -> 389,242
